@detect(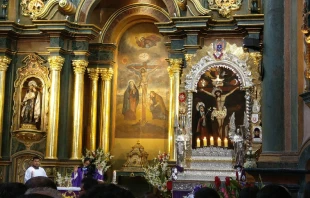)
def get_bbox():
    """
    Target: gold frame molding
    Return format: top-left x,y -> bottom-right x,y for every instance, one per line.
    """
11,54 -> 50,148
